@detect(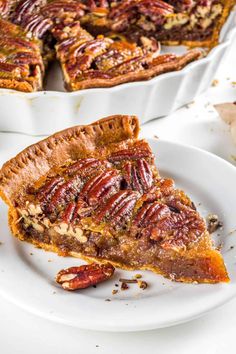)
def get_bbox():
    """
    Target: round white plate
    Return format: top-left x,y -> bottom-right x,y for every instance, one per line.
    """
0,139 -> 236,332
